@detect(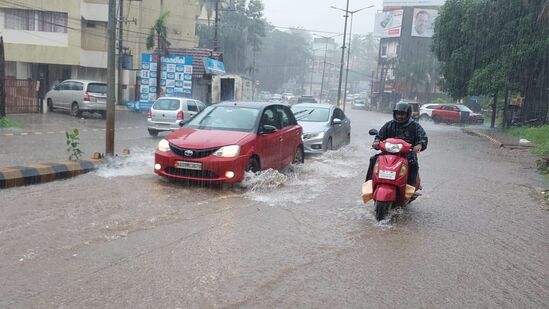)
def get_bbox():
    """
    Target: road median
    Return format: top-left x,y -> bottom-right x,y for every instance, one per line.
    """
0,160 -> 100,189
